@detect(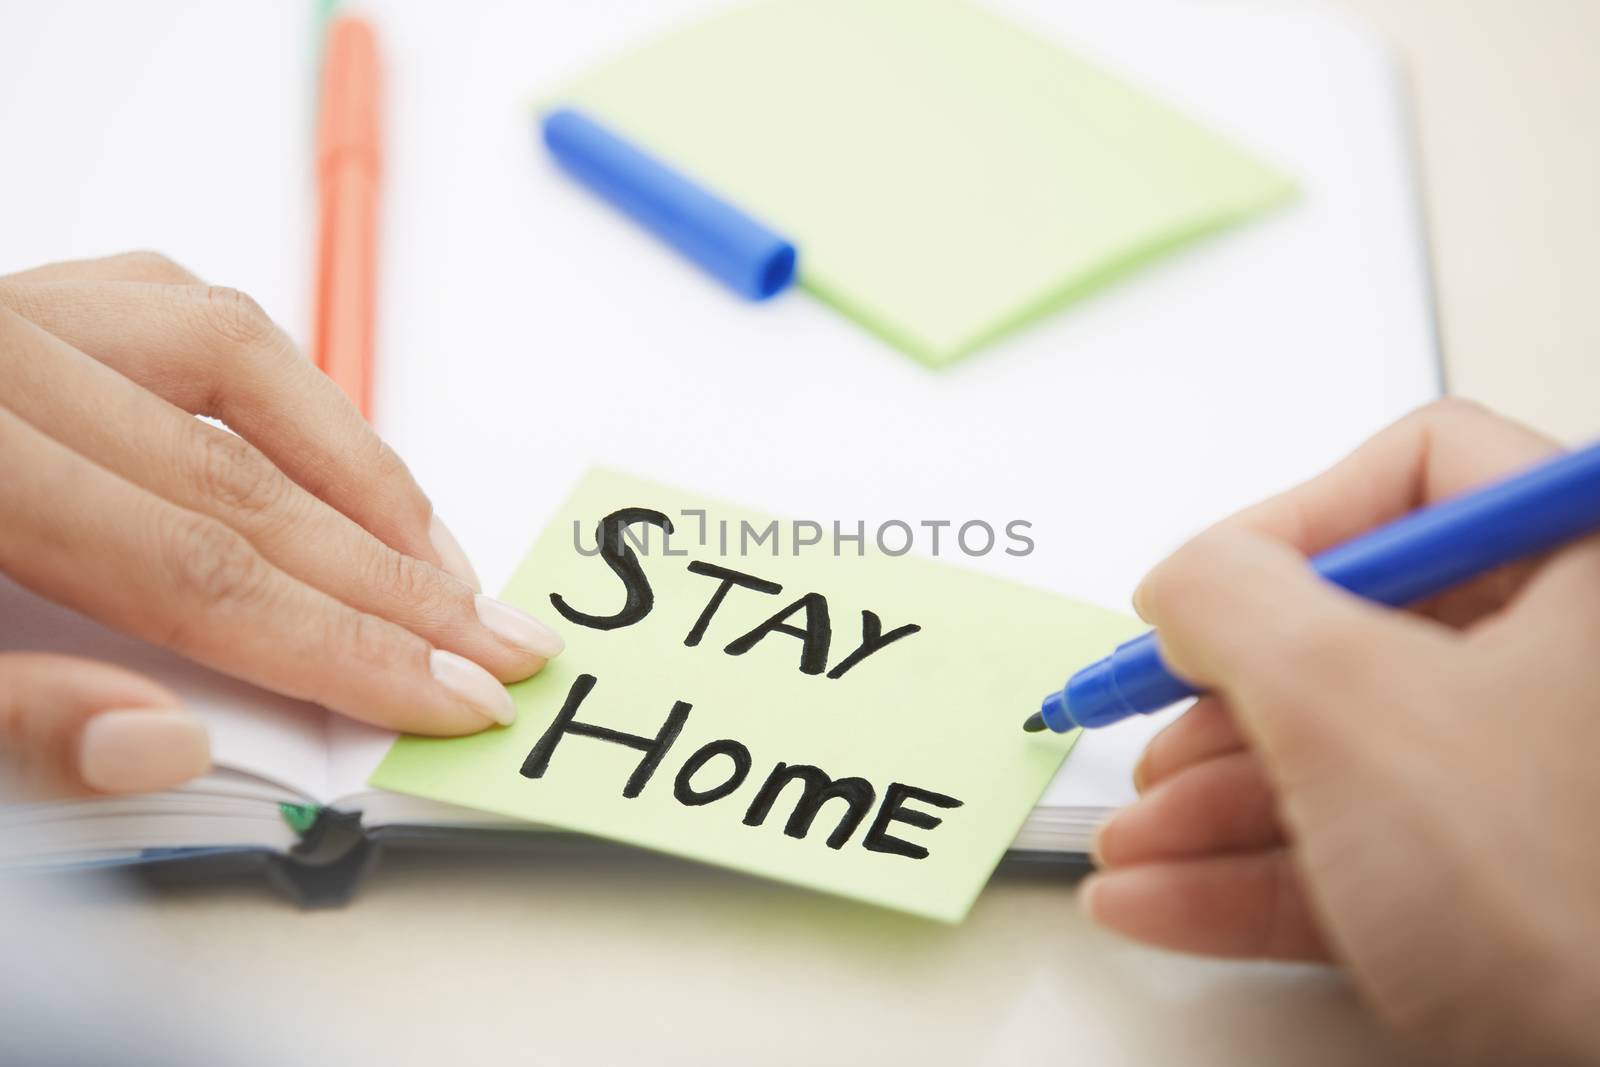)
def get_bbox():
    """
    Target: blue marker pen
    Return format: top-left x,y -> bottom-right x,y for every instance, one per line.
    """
1026,440 -> 1600,733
